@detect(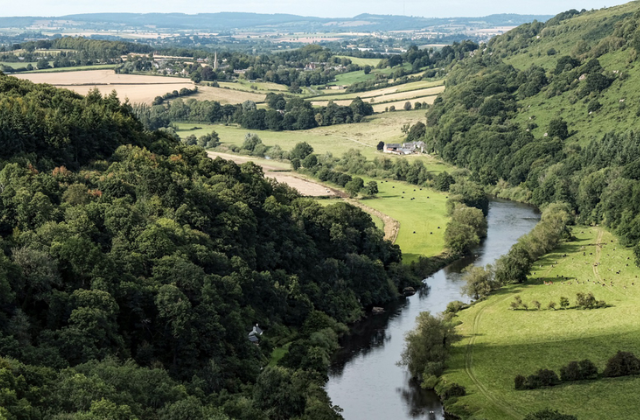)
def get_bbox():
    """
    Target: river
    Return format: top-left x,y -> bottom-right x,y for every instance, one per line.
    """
325,198 -> 540,420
